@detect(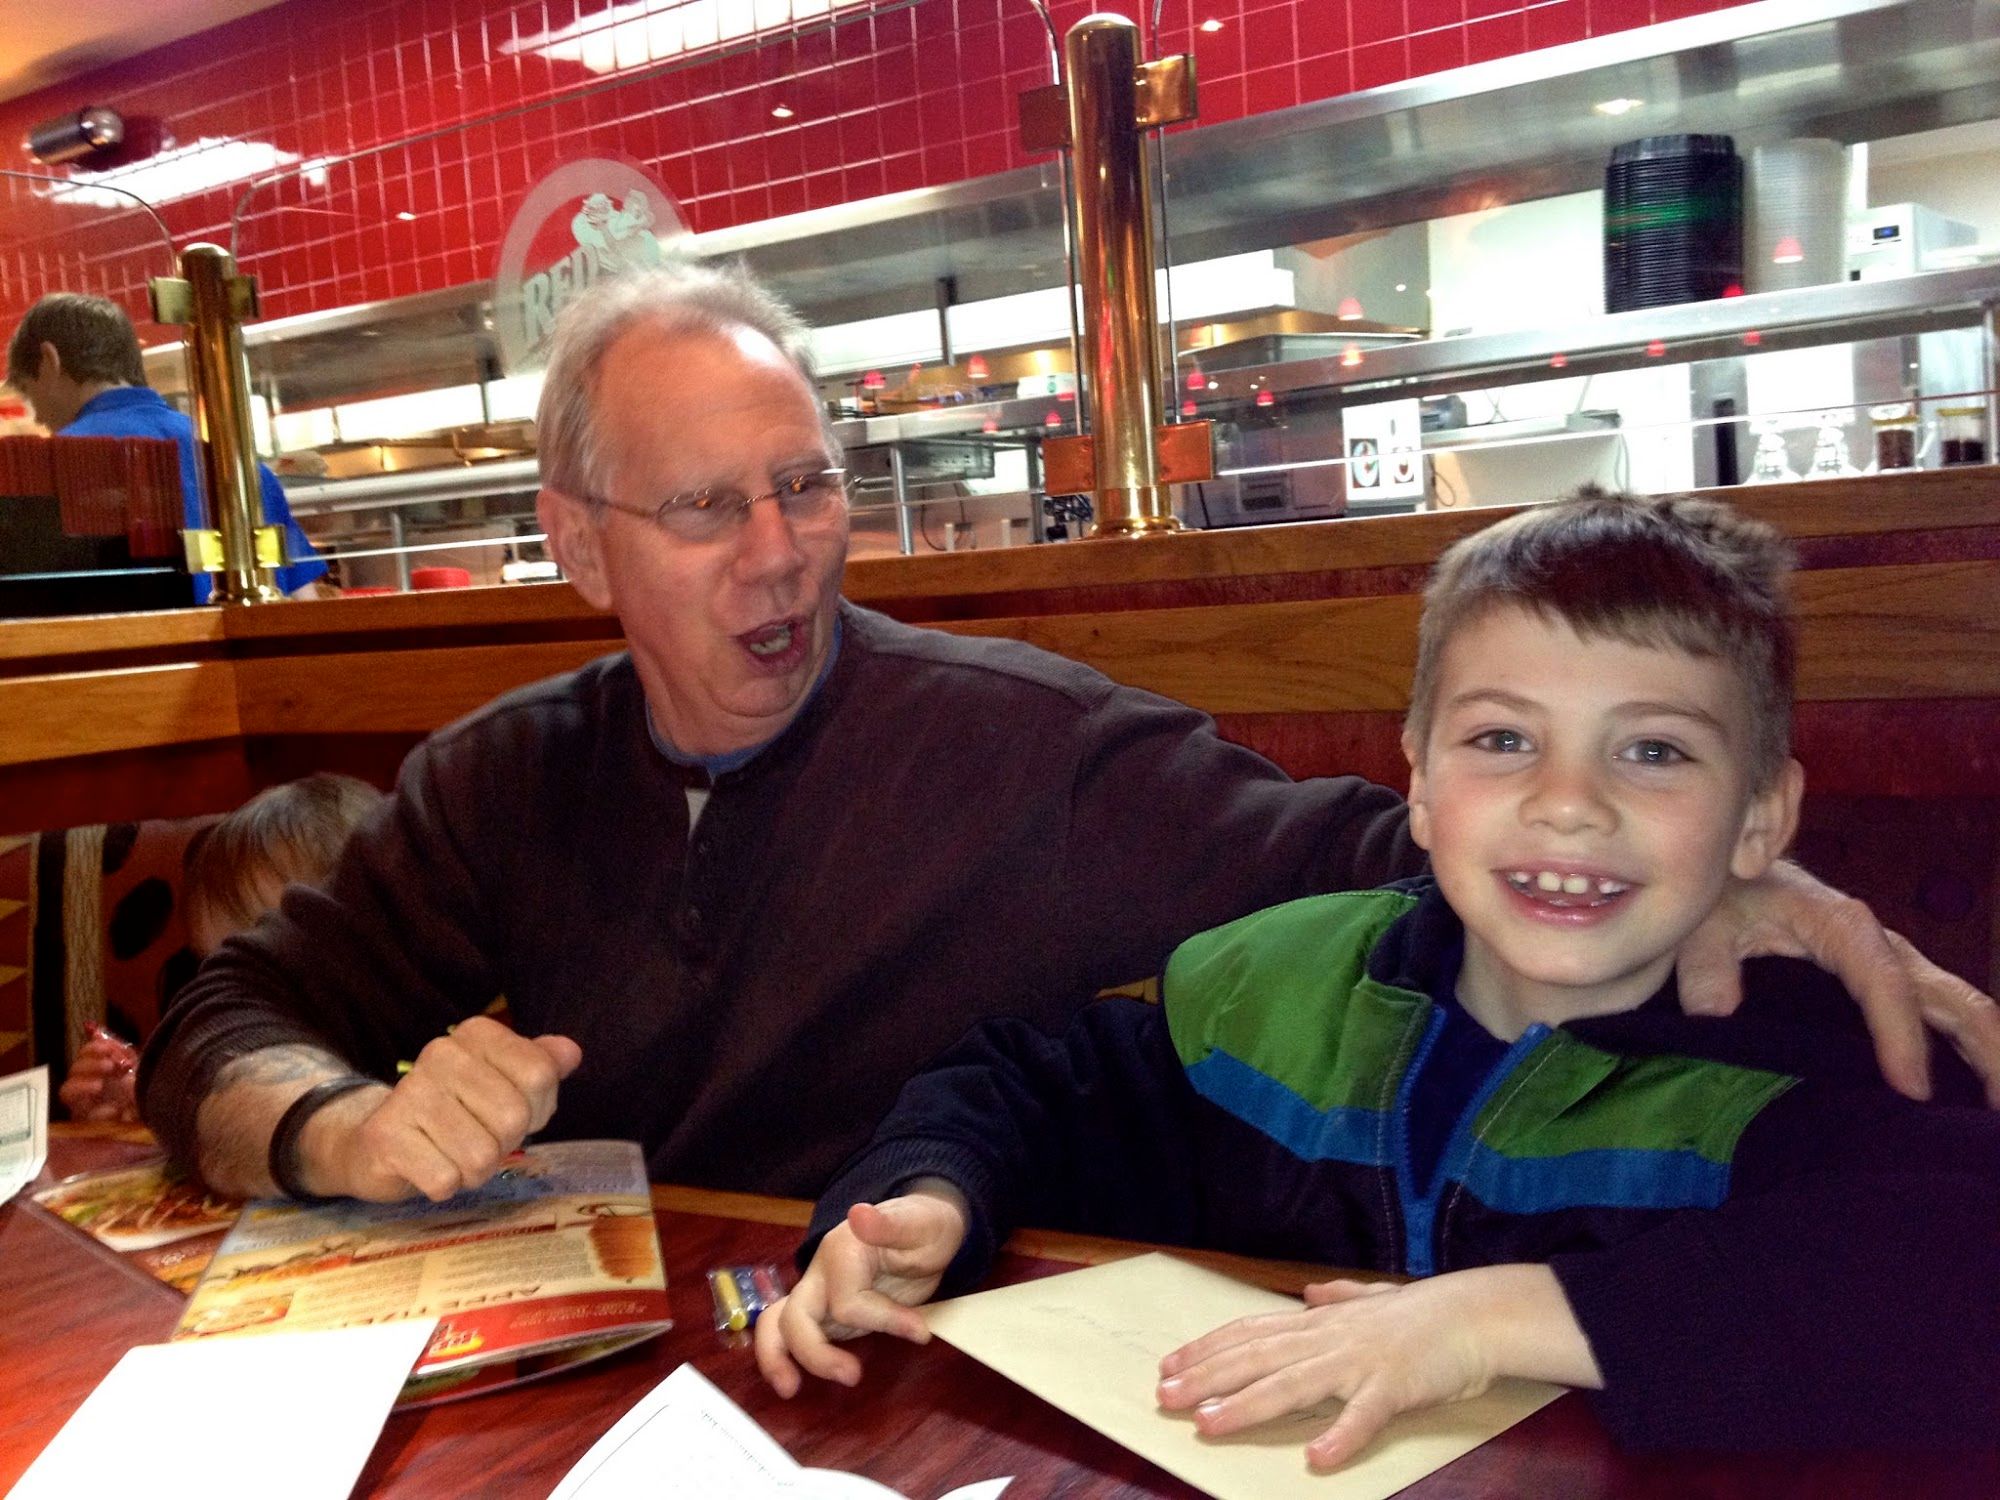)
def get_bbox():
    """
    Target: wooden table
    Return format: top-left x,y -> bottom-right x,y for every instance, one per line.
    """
5,1129 -> 1995,1498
